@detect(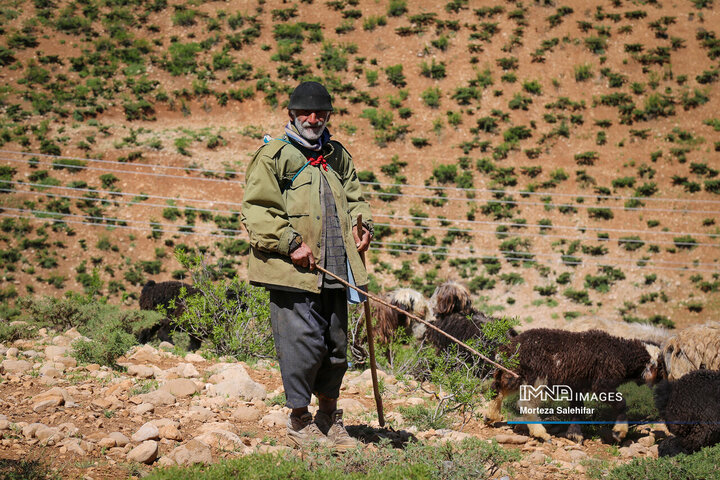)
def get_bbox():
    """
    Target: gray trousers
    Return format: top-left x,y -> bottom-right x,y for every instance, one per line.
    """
269,289 -> 349,409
